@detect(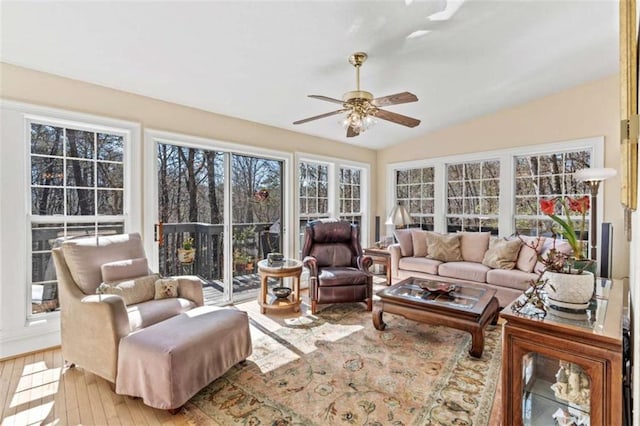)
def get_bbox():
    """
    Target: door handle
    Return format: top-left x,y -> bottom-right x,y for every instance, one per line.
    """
154,222 -> 164,246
